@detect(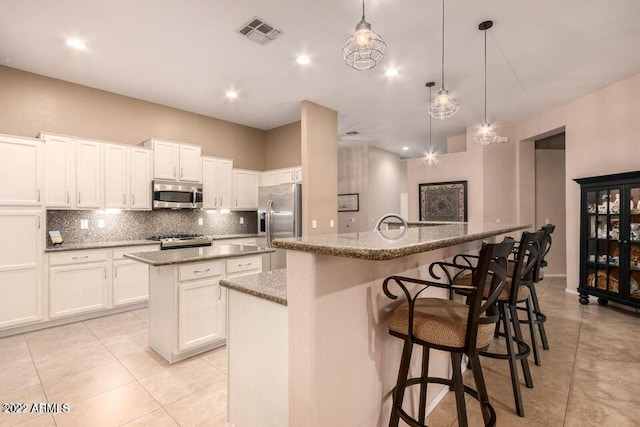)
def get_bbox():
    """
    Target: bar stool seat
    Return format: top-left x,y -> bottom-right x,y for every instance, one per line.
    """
388,298 -> 496,349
